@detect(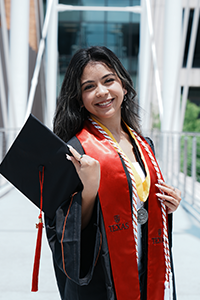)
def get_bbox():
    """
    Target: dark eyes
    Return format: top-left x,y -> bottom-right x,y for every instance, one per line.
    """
84,84 -> 94,91
83,78 -> 115,91
105,78 -> 114,83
